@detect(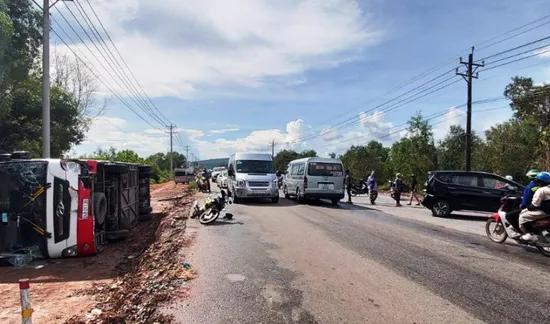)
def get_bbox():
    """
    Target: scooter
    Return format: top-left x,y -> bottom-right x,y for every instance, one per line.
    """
350,183 -> 368,197
485,195 -> 550,257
